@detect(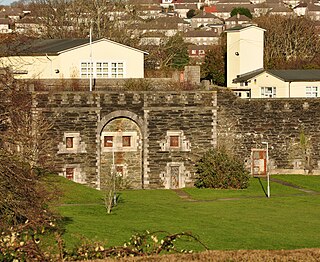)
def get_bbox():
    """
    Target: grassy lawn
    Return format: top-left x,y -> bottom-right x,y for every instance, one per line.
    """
47,175 -> 320,252
183,177 -> 305,200
272,174 -> 320,192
